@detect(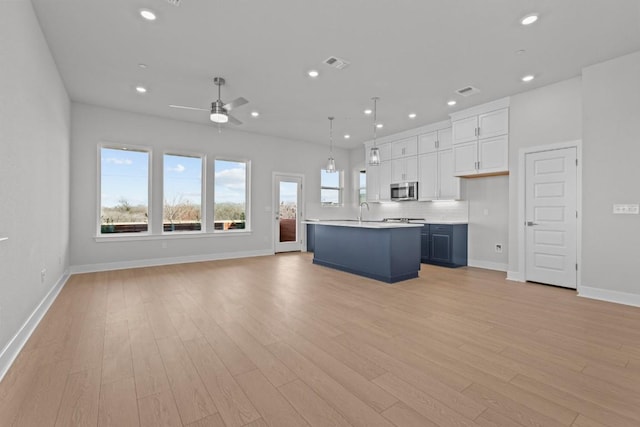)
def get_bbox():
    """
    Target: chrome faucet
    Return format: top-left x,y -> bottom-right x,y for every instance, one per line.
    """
358,202 -> 370,222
